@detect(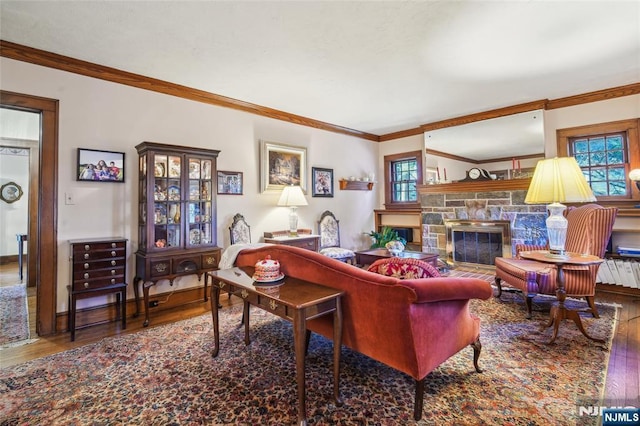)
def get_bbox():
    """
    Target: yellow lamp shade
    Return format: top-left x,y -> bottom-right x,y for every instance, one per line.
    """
525,157 -> 596,205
